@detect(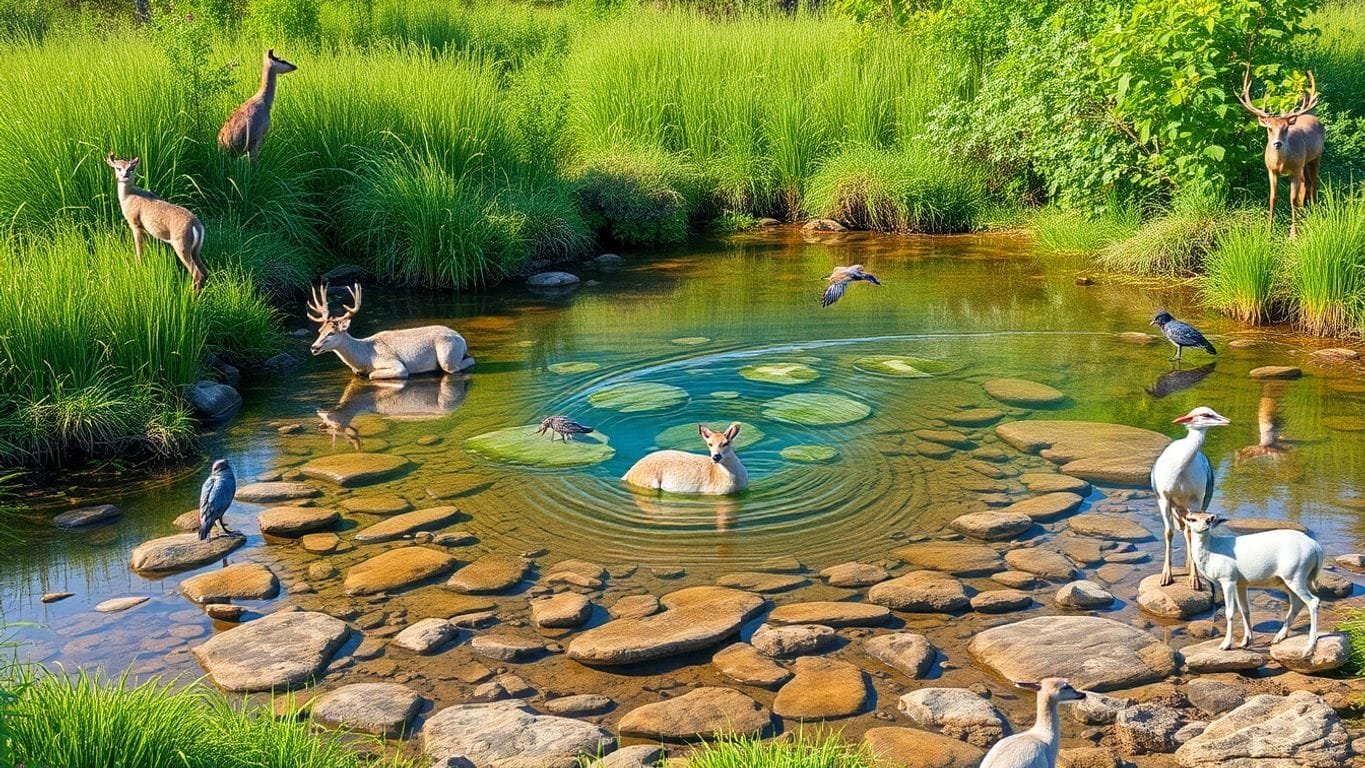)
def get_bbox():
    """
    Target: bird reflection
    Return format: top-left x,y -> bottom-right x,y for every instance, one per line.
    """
1236,382 -> 1292,463
1145,362 -> 1216,399
317,375 -> 469,450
